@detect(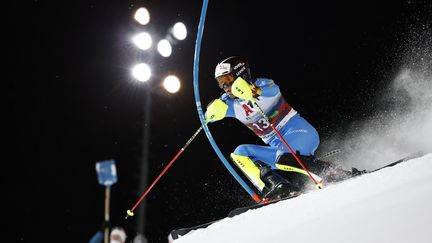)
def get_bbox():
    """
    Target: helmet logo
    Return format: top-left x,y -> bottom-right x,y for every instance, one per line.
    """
215,63 -> 231,78
233,62 -> 244,69
235,67 -> 246,76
